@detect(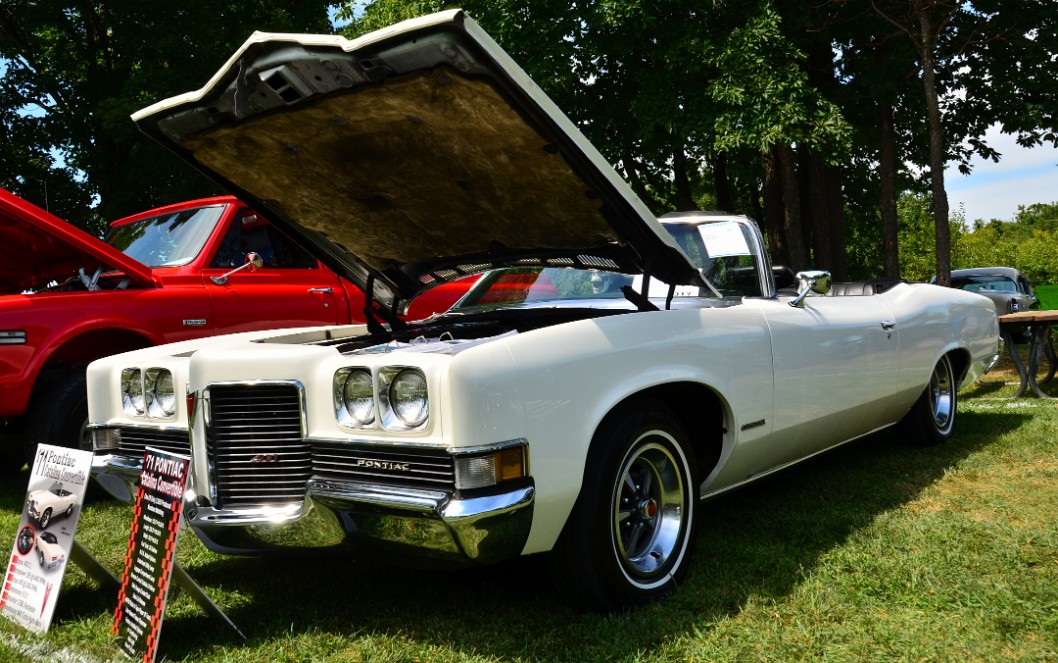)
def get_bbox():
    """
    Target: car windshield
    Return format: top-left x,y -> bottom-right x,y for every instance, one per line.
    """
452,218 -> 765,311
454,268 -> 631,309
952,275 -> 1017,293
106,205 -> 225,267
